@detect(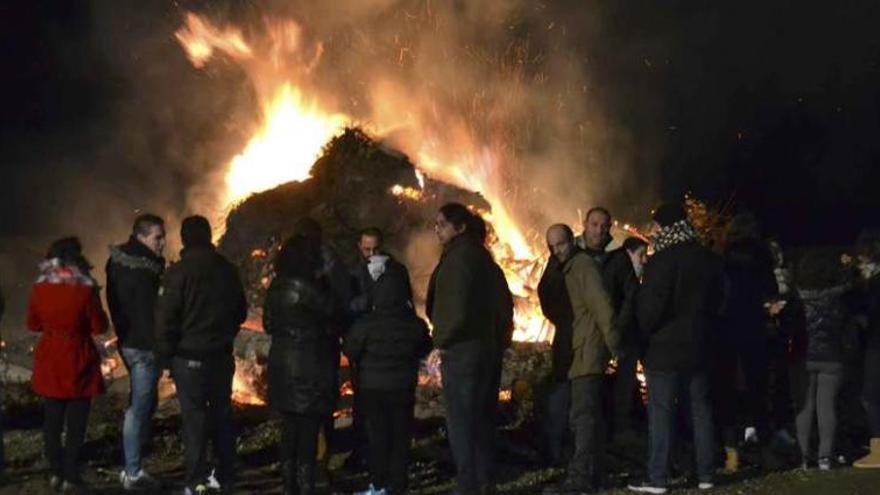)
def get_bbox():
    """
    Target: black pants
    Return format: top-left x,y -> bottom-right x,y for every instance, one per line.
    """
361,388 -> 415,493
568,375 -> 605,484
714,340 -> 769,445
172,355 -> 237,489
281,412 -> 321,468
441,343 -> 496,495
864,347 -> 880,436
612,352 -> 641,433
43,398 -> 90,481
